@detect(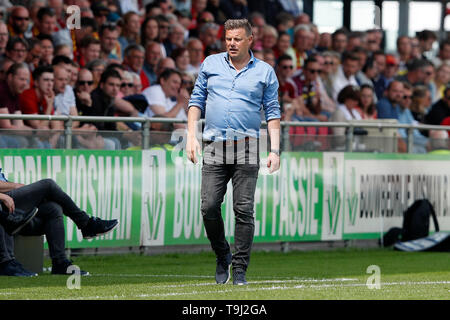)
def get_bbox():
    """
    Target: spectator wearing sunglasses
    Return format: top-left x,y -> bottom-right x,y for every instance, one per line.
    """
7,6 -> 31,39
290,57 -> 328,121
